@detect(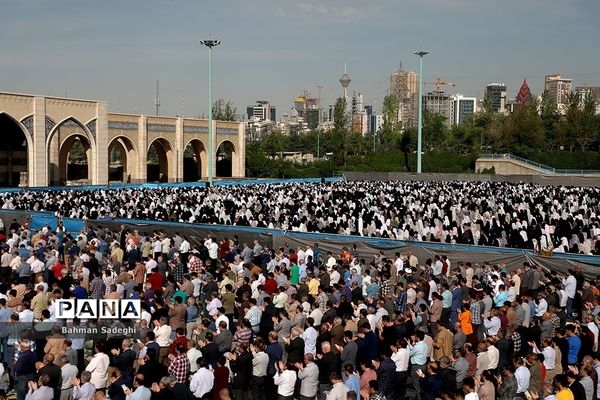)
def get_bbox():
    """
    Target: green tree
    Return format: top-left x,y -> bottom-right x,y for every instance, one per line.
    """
212,99 -> 237,121
493,101 -> 544,156
260,131 -> 288,158
539,90 -> 561,149
68,138 -> 87,164
422,109 -> 448,150
332,97 -> 350,166
400,128 -> 415,171
380,94 -> 401,151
